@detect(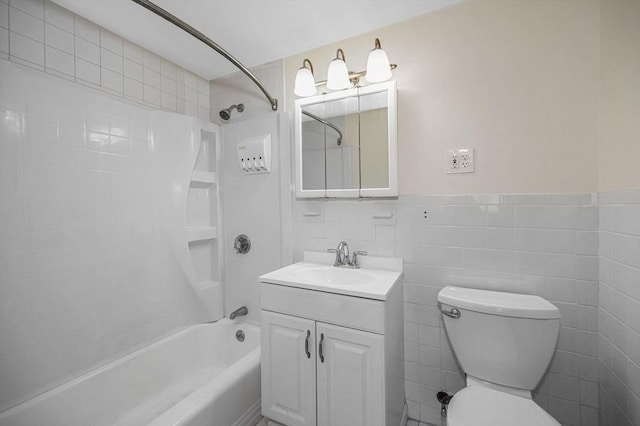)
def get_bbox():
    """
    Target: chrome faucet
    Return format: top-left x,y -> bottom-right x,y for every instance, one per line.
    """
327,242 -> 367,268
229,306 -> 248,320
328,241 -> 349,267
